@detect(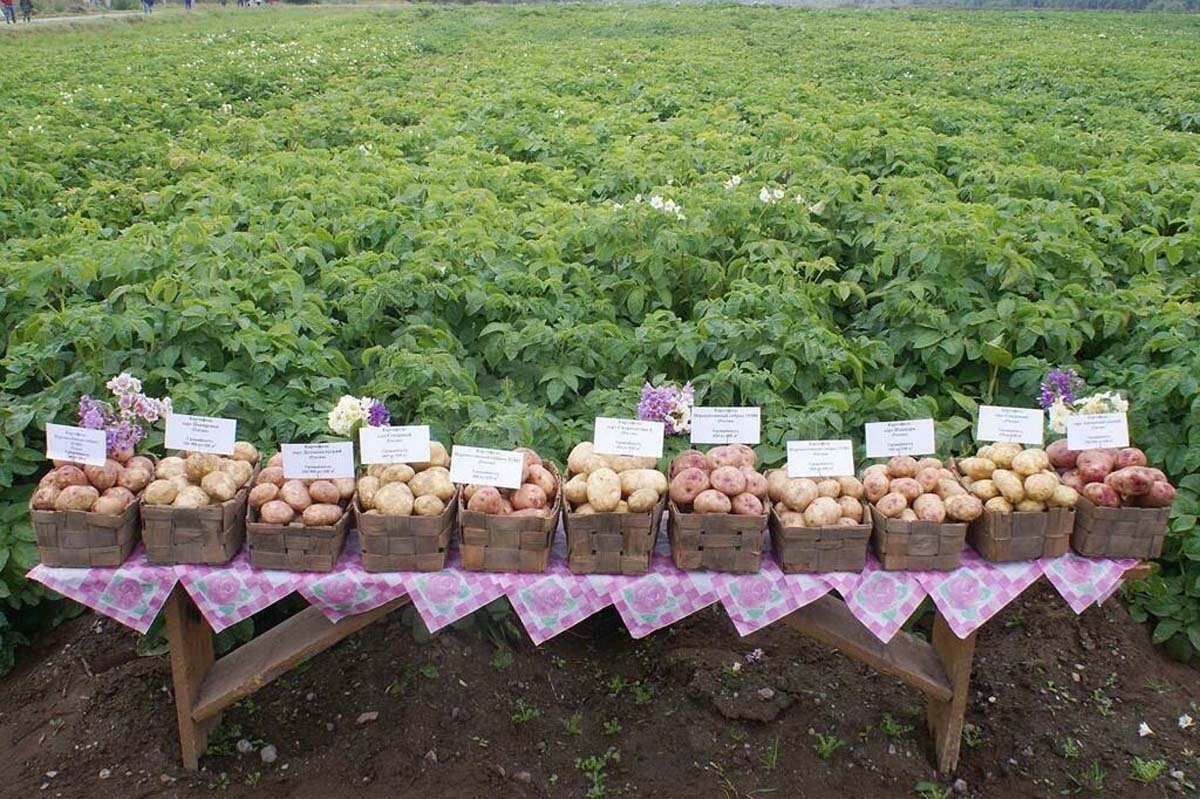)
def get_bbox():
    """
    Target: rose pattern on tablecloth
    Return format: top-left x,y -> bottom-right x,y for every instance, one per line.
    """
176,549 -> 300,633
842,559 -> 927,644
27,545 -> 177,634
1039,550 -> 1139,614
